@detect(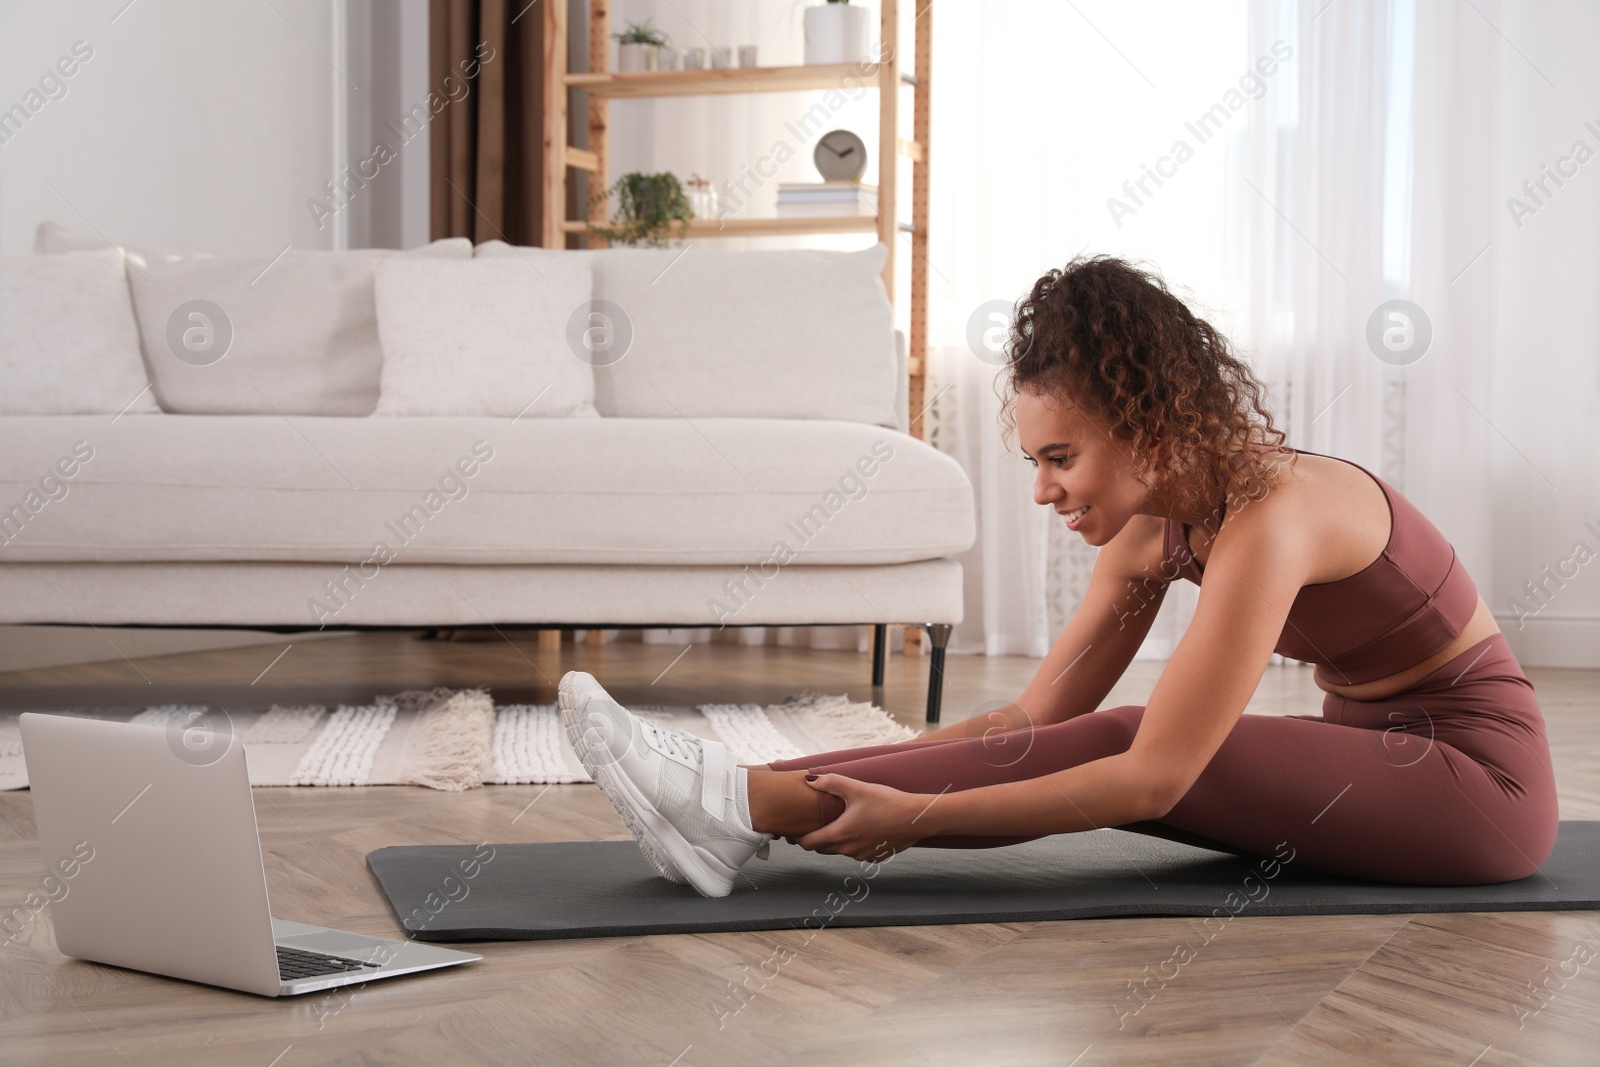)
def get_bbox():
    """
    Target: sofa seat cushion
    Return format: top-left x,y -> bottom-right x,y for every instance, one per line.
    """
0,416 -> 974,566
